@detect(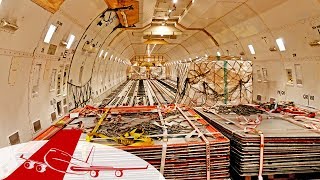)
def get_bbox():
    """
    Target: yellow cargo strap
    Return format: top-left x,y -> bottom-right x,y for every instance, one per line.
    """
86,108 -> 110,142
